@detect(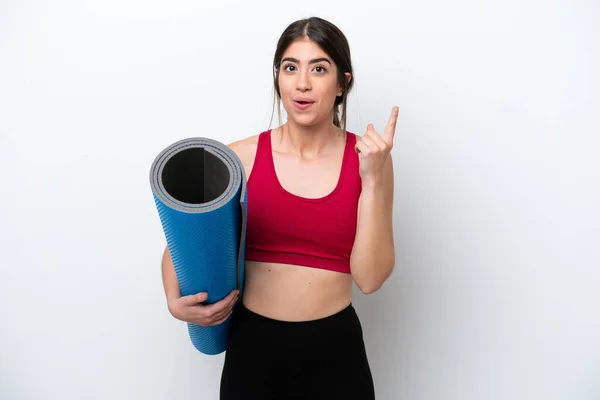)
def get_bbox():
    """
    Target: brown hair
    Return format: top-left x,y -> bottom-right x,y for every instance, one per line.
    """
270,17 -> 354,131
